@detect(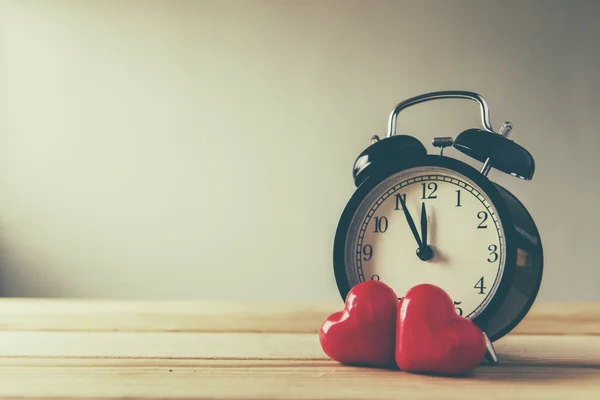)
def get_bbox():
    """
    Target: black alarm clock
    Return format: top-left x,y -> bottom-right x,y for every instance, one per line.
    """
333,91 -> 543,361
